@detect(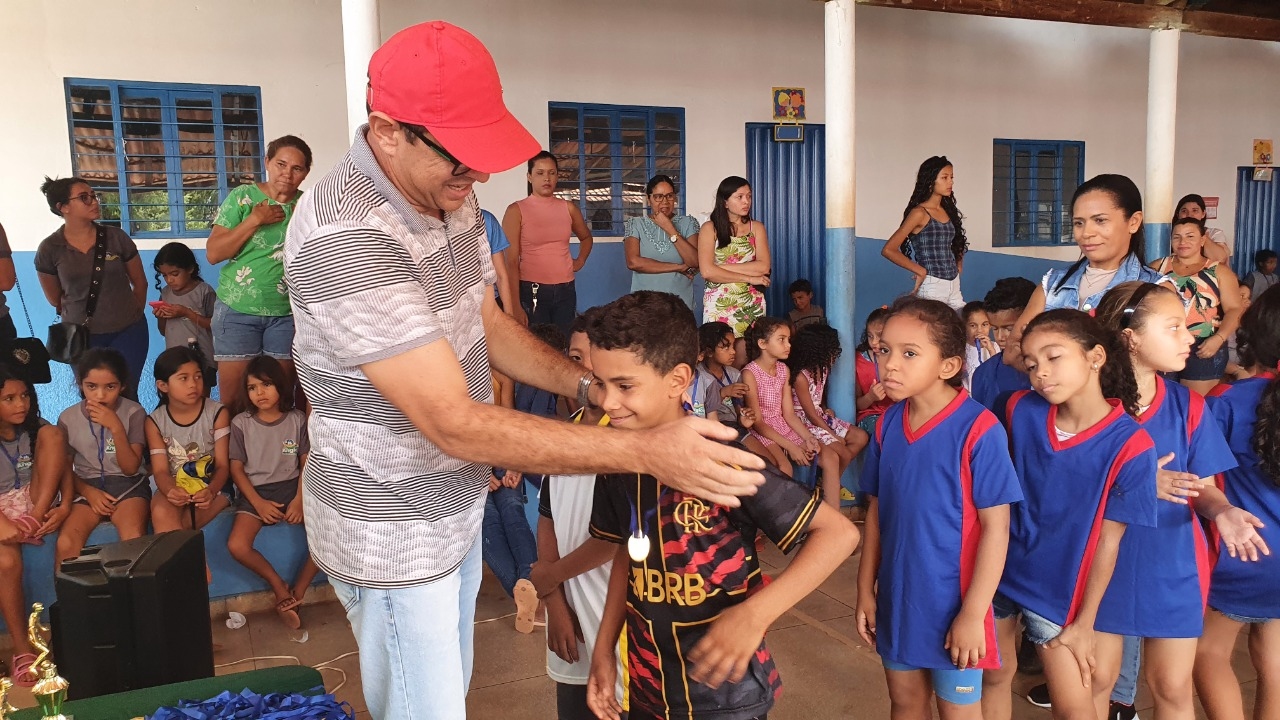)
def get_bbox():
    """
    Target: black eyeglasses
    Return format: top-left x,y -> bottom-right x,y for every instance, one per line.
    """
1119,282 -> 1161,330
402,125 -> 472,177
71,191 -> 99,205
650,193 -> 676,202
